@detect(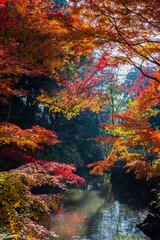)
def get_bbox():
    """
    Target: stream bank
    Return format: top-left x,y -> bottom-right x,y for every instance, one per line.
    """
111,162 -> 160,240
